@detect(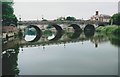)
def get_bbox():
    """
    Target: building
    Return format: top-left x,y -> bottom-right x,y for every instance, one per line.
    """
90,11 -> 111,22
2,25 -> 18,33
2,24 -> 18,39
